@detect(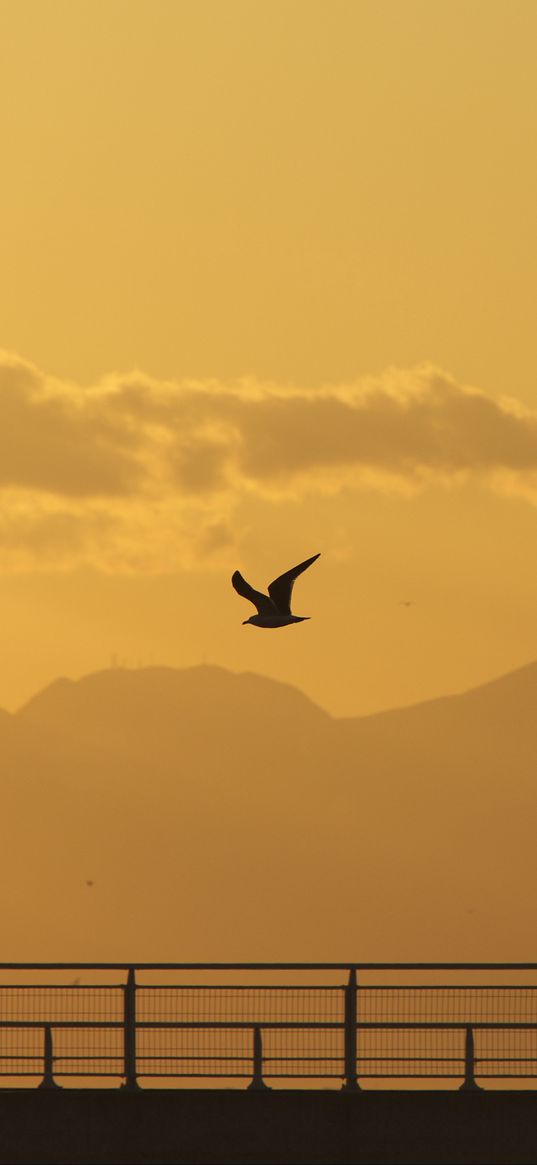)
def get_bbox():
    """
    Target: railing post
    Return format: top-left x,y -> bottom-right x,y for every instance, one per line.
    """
120,967 -> 140,1090
460,1025 -> 482,1090
38,1023 -> 61,1090
342,966 -> 360,1091
247,1025 -> 271,1090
